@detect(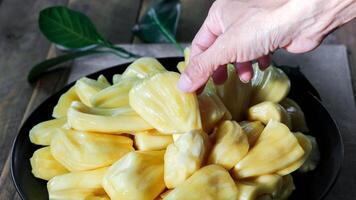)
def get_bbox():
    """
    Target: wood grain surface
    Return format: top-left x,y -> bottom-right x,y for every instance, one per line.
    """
0,0 -> 355,199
